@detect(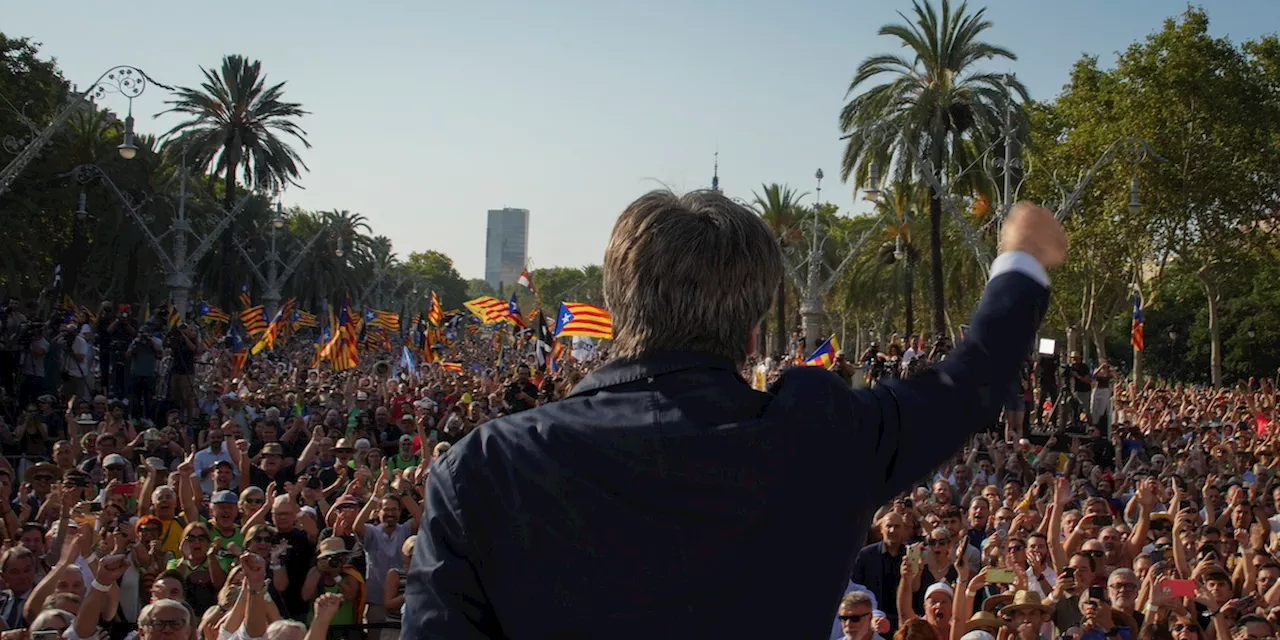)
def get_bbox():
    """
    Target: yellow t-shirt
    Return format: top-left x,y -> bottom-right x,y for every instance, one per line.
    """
157,518 -> 184,556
